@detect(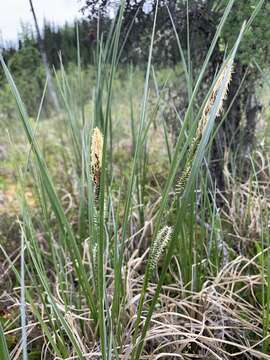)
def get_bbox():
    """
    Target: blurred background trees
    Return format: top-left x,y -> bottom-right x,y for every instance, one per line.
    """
0,20 -> 95,117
